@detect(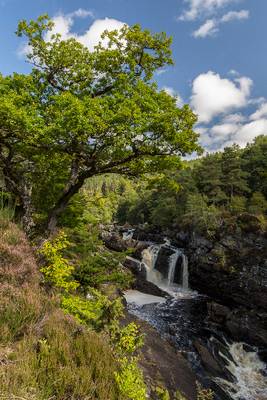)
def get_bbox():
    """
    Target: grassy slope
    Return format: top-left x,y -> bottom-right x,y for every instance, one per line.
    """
0,220 -> 121,400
